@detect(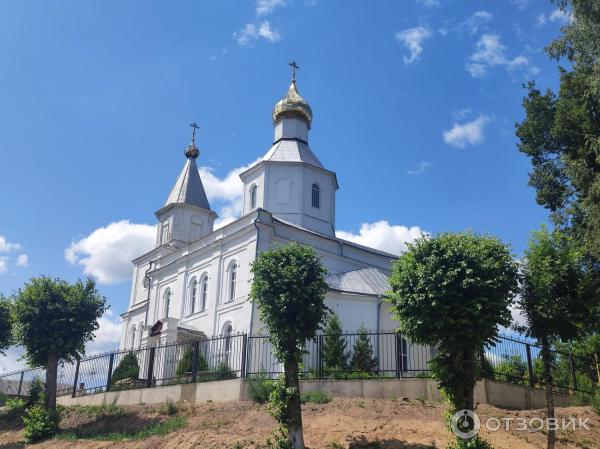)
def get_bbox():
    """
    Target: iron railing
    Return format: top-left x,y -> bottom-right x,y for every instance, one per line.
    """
0,333 -> 597,399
